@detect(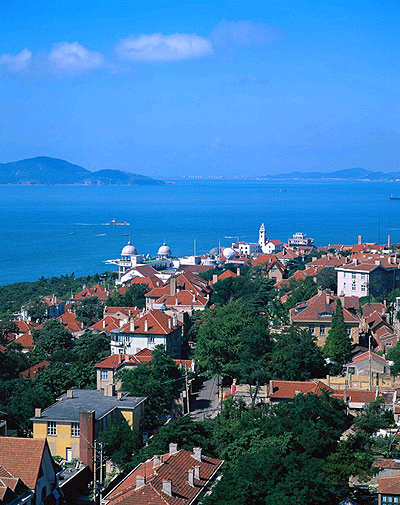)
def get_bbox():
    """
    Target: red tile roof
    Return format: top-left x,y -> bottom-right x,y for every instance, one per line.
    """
268,380 -> 333,399
120,310 -> 181,335
104,307 -> 141,318
362,302 -> 386,319
20,360 -> 50,379
378,476 -> 400,495
333,389 -> 376,404
0,438 -> 49,489
14,331 -> 35,349
290,291 -> 360,324
74,284 -> 109,301
217,270 -> 237,281
155,291 -> 208,308
105,448 -> 223,505
90,316 -> 121,332
57,311 -> 83,333
308,256 -> 346,267
14,320 -> 38,334
346,351 -> 387,366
